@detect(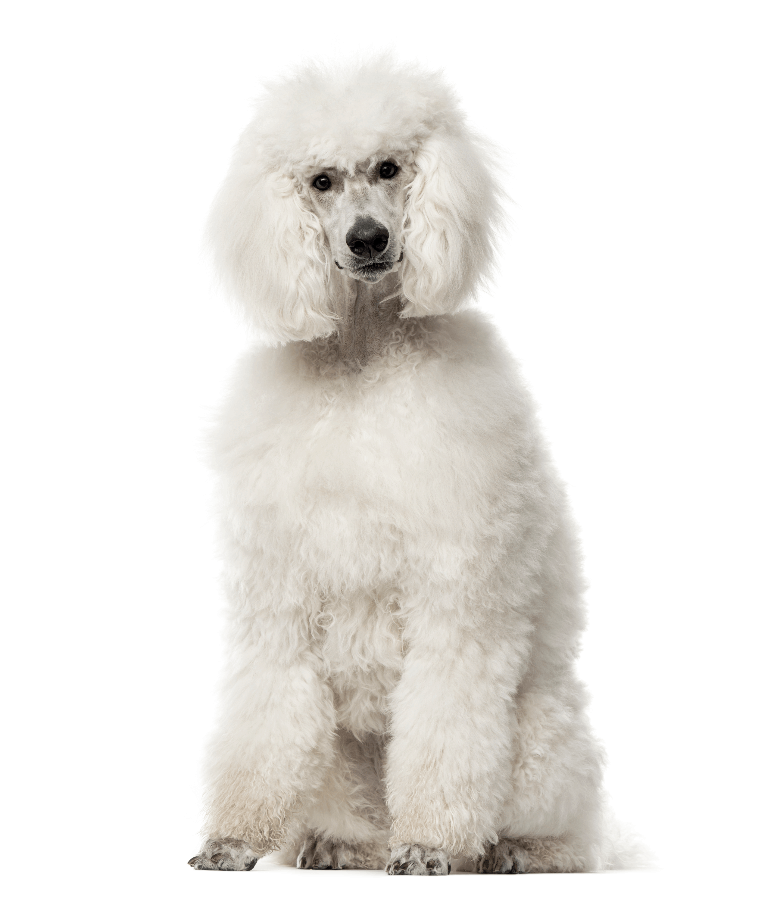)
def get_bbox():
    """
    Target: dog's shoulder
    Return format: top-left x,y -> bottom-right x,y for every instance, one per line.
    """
412,310 -> 536,431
